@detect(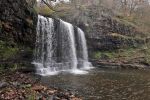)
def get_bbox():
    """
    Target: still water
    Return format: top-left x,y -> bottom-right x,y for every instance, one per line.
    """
37,68 -> 150,100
